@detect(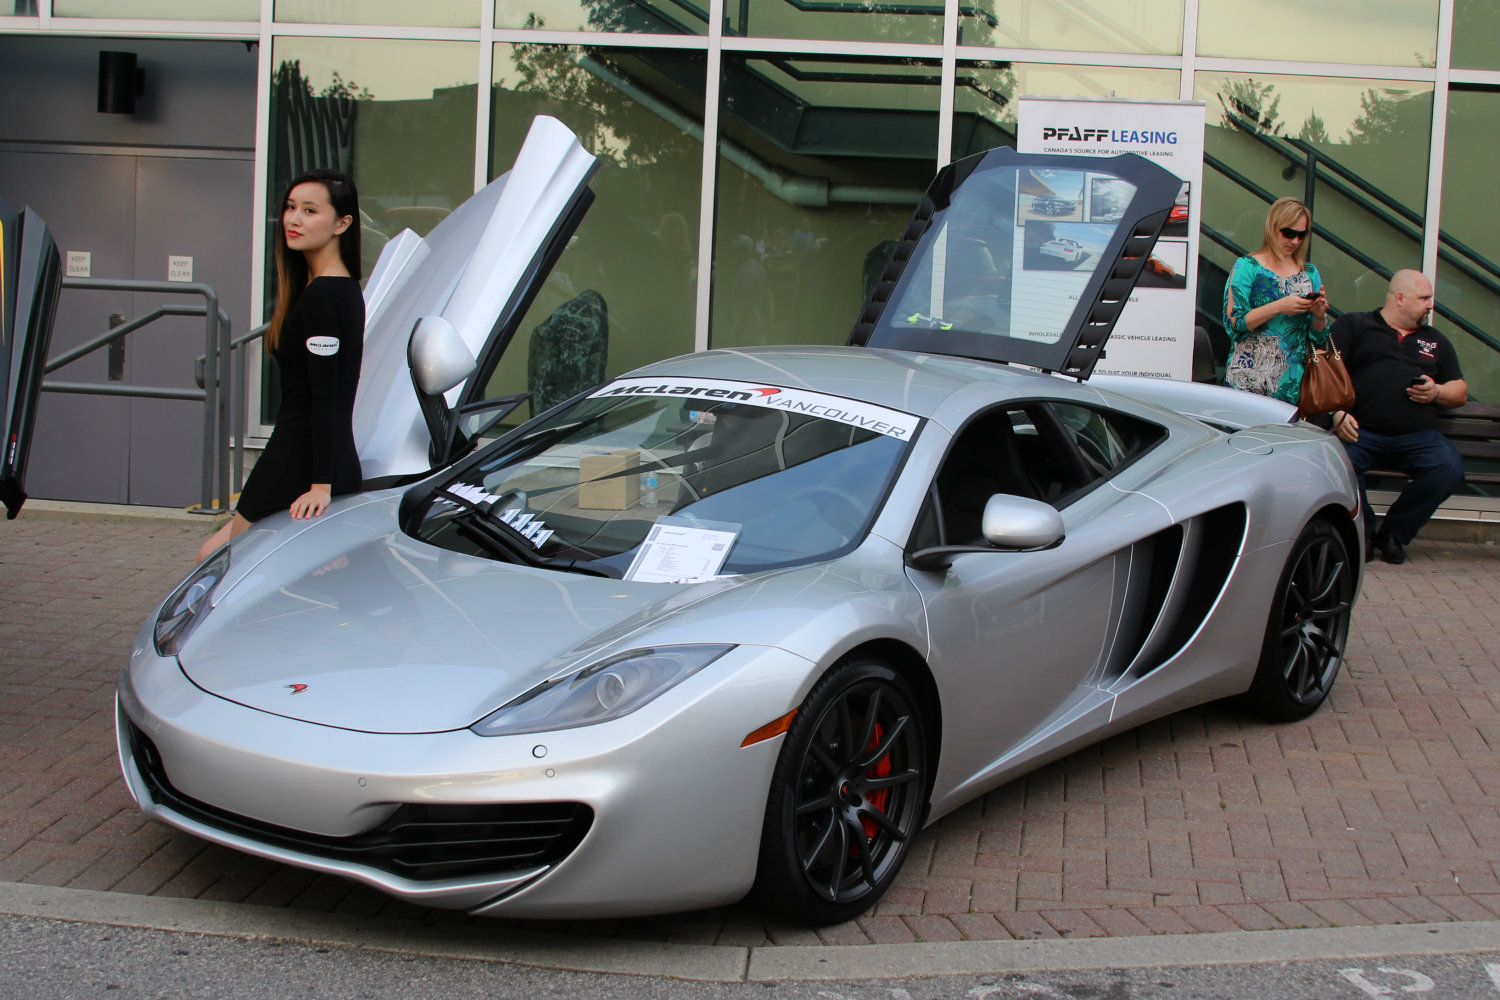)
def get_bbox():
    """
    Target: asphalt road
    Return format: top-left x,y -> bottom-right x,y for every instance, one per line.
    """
3,912 -> 1498,1000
